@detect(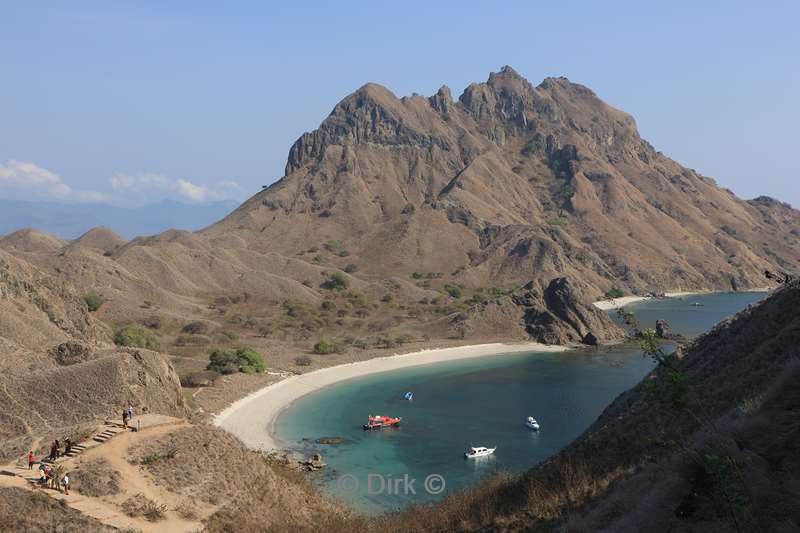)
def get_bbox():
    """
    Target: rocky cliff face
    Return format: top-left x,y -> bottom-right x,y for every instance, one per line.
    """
453,277 -> 625,345
212,66 -> 799,298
